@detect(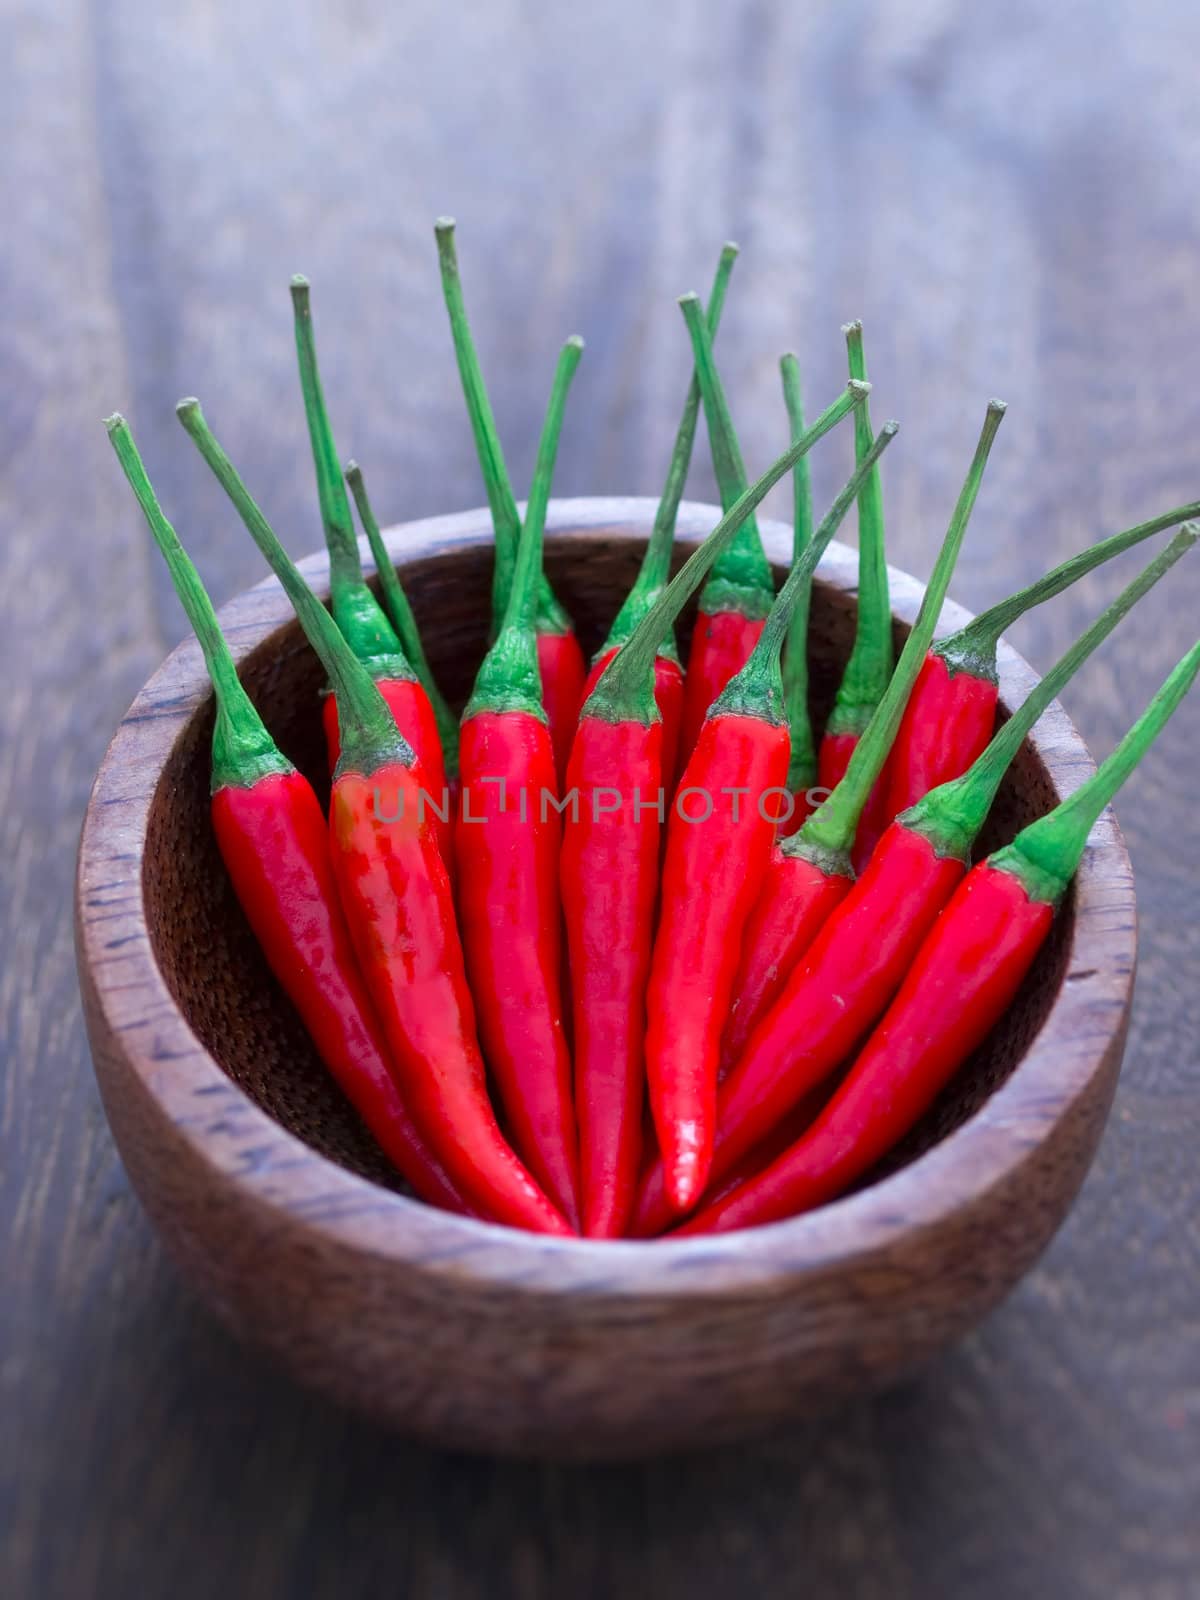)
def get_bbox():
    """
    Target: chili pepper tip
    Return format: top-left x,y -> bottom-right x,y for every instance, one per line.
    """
840,318 -> 863,337
102,413 -> 123,432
